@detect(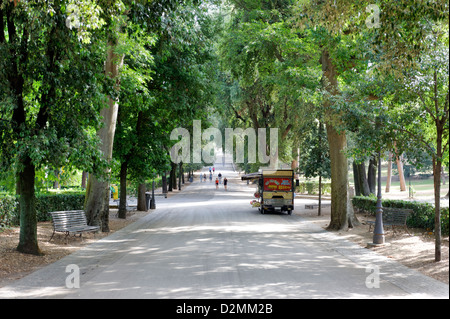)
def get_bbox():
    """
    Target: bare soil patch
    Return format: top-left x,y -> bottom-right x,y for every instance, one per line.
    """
0,209 -> 150,288
298,206 -> 449,285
